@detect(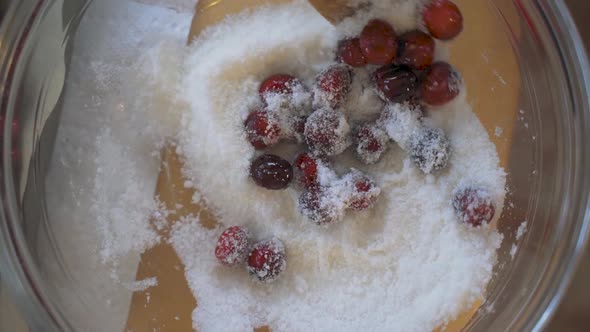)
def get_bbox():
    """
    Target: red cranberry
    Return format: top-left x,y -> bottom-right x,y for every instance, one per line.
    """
259,74 -> 298,97
250,154 -> 293,190
214,226 -> 251,265
422,0 -> 463,40
247,238 -> 287,283
408,126 -> 450,174
453,187 -> 496,227
420,62 -> 461,106
337,38 -> 367,67
355,124 -> 389,165
244,110 -> 281,149
346,173 -> 380,211
360,19 -> 398,65
304,108 -> 351,157
298,190 -> 341,225
374,65 -> 419,103
294,152 -> 319,189
313,64 -> 352,109
396,30 -> 436,70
